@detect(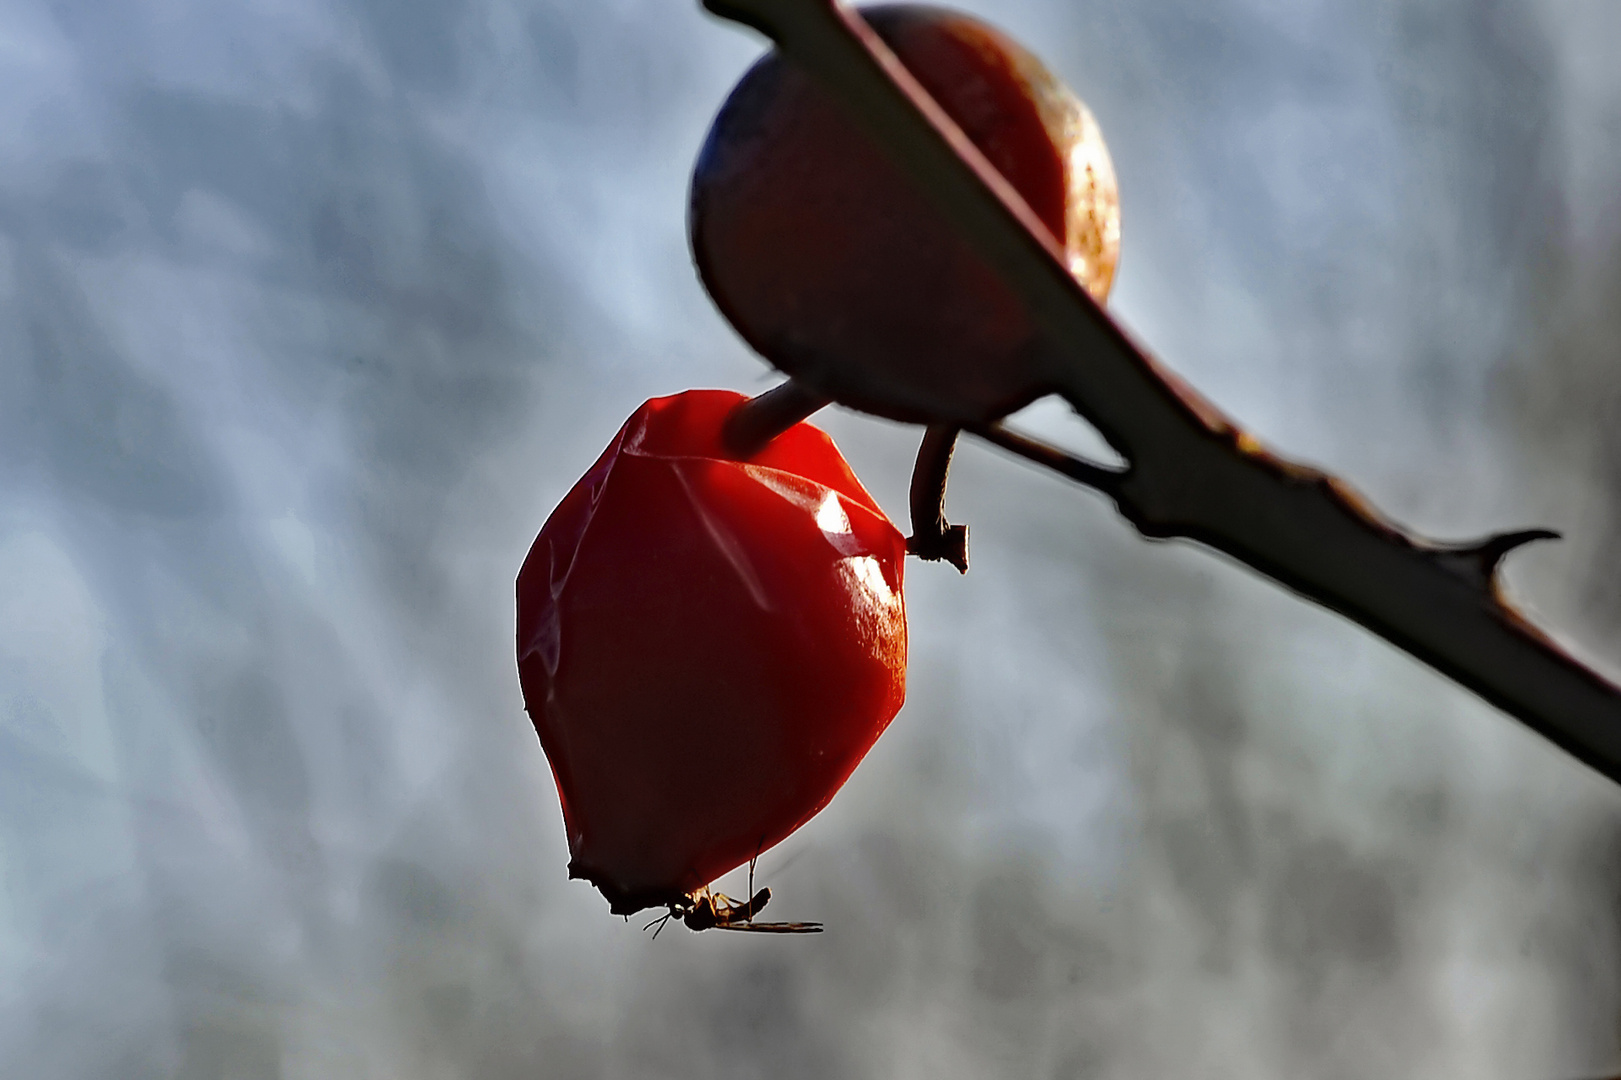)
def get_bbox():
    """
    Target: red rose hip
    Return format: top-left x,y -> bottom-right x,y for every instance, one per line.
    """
517,390 -> 906,915
690,3 -> 1121,424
